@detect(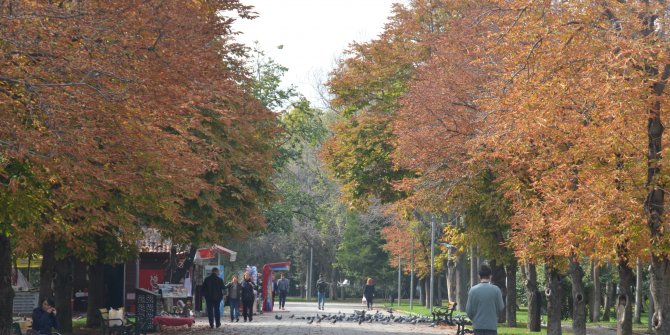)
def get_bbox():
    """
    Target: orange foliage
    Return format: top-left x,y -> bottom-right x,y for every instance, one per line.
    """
0,1 -> 276,255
